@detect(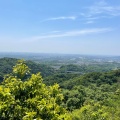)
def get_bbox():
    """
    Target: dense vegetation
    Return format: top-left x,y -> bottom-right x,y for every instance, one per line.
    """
1,57 -> 120,83
59,63 -> 120,73
0,58 -> 56,82
62,72 -> 120,119
0,60 -> 70,119
0,58 -> 120,119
